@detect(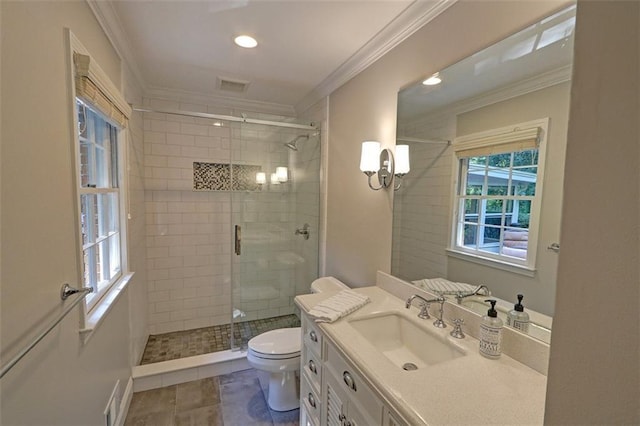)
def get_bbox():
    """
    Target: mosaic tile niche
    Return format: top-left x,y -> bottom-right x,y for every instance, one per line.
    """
193,162 -> 262,191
